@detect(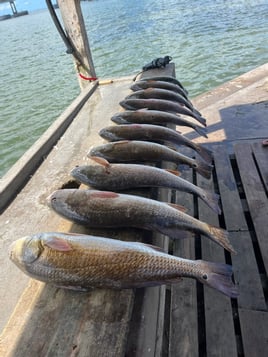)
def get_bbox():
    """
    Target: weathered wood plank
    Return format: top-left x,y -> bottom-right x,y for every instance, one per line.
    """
239,308 -> 268,357
57,0 -> 96,89
215,145 -> 266,310
234,142 -> 268,274
229,231 -> 266,311
213,145 -> 247,231
169,168 -> 198,357
197,171 -> 237,357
